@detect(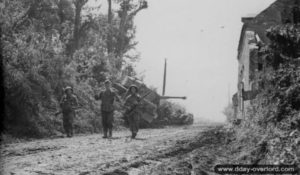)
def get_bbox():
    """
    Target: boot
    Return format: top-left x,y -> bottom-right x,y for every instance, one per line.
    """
108,129 -> 112,138
69,127 -> 73,137
67,131 -> 72,138
65,128 -> 70,137
131,132 -> 136,139
103,129 -> 108,138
